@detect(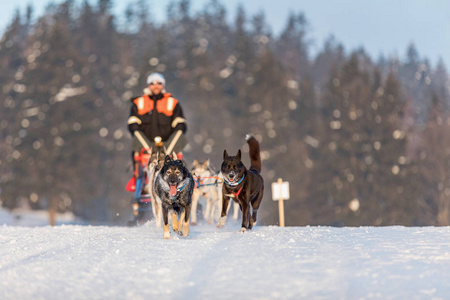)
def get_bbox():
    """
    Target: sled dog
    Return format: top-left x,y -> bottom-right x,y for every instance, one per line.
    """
191,159 -> 220,225
217,135 -> 264,232
216,172 -> 240,221
154,155 -> 195,239
147,147 -> 166,228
